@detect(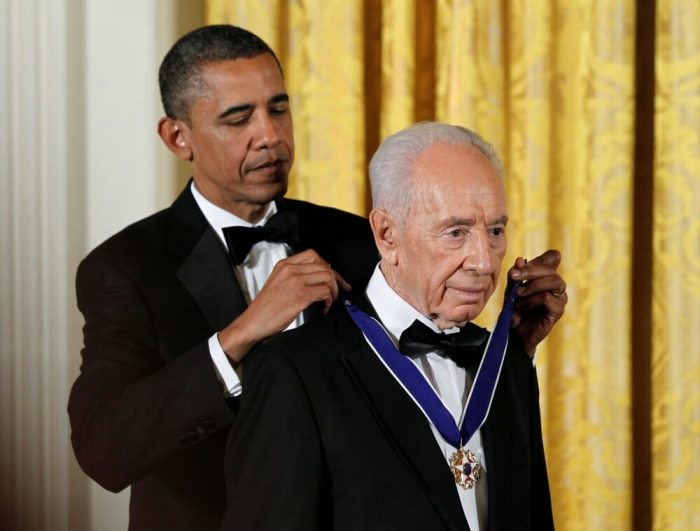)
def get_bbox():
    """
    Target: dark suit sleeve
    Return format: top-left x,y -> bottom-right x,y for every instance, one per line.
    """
68,253 -> 235,492
529,365 -> 555,529
222,344 -> 328,531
